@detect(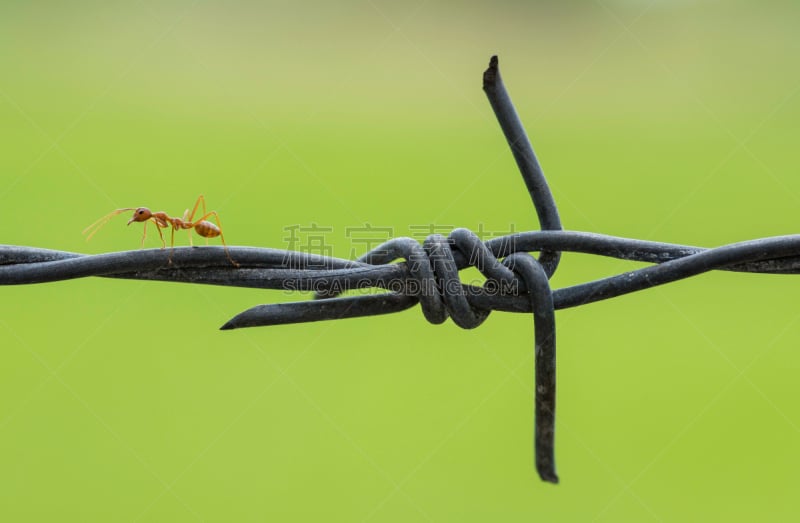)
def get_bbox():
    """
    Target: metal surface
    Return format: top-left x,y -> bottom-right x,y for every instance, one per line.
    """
3,56 -> 799,484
